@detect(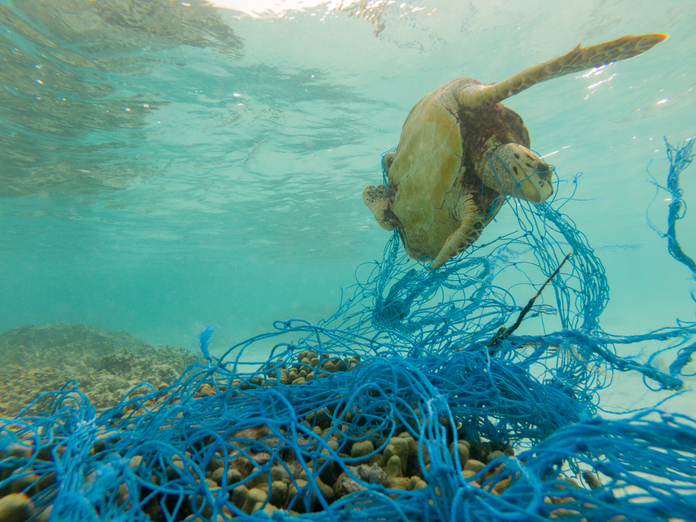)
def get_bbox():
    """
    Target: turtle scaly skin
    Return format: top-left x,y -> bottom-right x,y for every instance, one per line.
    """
364,33 -> 667,268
